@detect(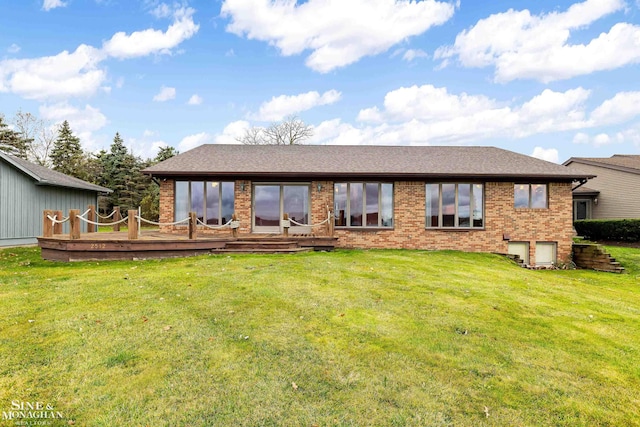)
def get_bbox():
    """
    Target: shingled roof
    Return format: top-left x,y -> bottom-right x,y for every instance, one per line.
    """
563,155 -> 640,175
144,144 -> 593,180
0,151 -> 112,193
